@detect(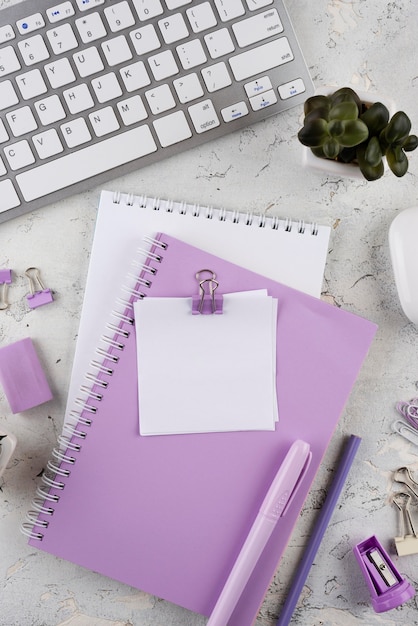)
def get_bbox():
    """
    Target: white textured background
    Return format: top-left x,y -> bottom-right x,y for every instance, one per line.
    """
1,0 -> 418,625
